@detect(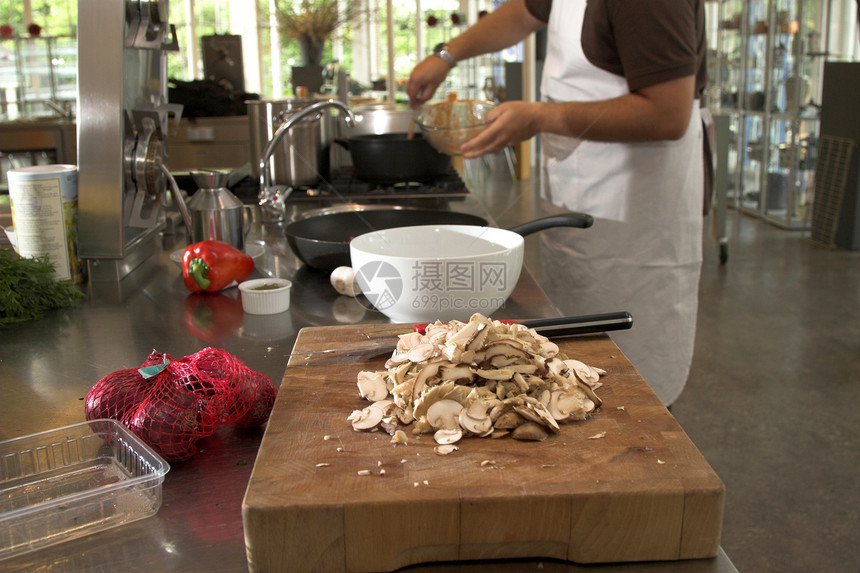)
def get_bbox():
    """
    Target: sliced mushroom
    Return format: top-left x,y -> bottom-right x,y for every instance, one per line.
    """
350,312 -> 610,445
357,371 -> 389,402
546,358 -> 568,377
514,403 -> 559,433
466,326 -> 490,351
473,341 -> 529,364
370,399 -> 395,414
407,343 -> 436,363
564,359 -> 601,386
396,331 -> 423,352
440,364 -> 475,384
427,399 -> 464,444
493,410 -> 523,430
434,444 -> 459,455
410,360 -> 449,402
537,389 -> 551,407
391,362 -> 412,385
540,340 -> 559,357
426,399 -> 462,429
347,405 -> 384,431
573,378 -> 603,409
434,427 -> 463,444
413,380 -> 456,420
396,406 -> 414,425
512,372 -> 531,393
459,400 -> 493,436
547,389 -> 585,421
530,402 -> 560,433
476,368 -> 516,381
445,319 -> 481,348
511,421 -> 548,441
